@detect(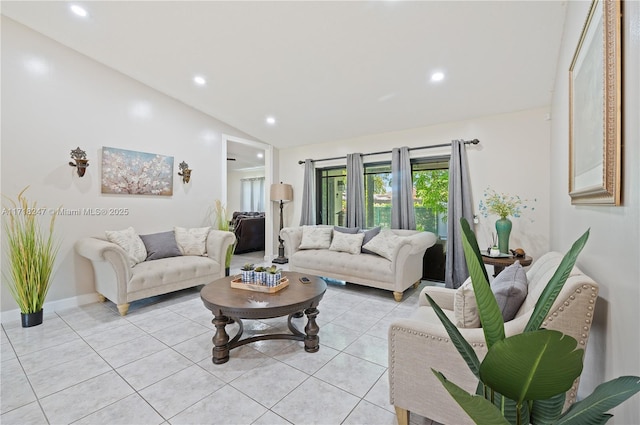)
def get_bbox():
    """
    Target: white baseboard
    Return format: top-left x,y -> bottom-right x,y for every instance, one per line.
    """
1,293 -> 102,324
